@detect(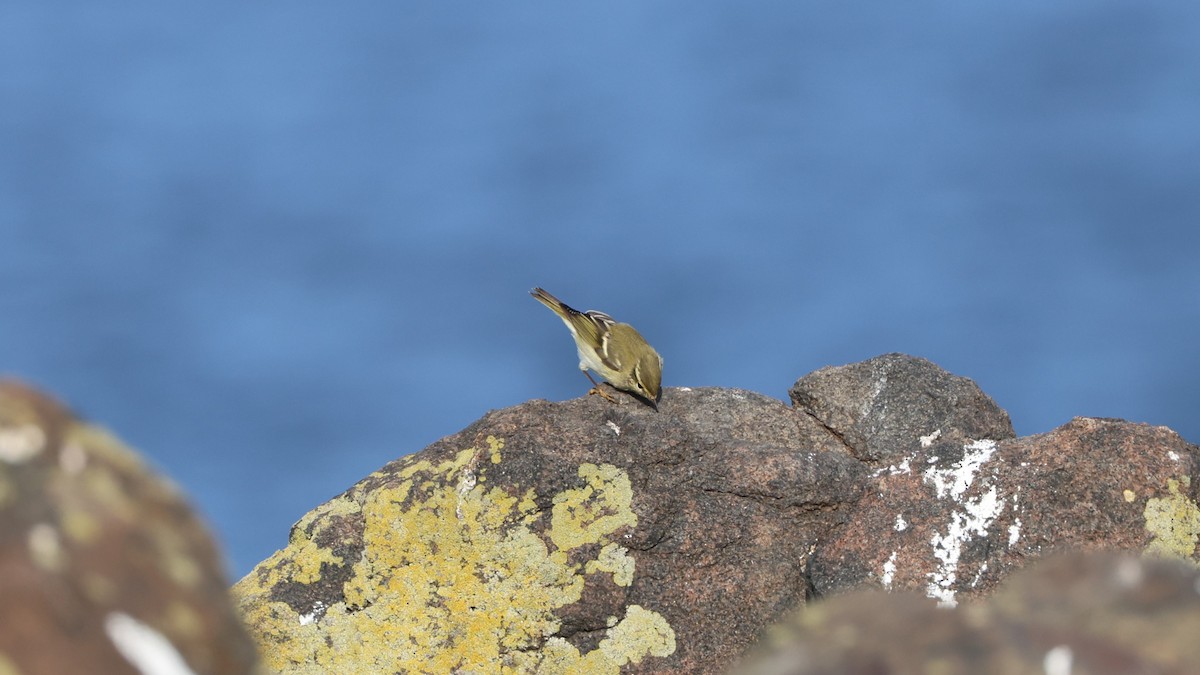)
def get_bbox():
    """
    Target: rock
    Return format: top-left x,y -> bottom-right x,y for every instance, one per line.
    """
0,380 -> 259,674
234,354 -> 1200,674
234,388 -> 867,674
809,415 -> 1199,606
789,352 -> 1015,464
735,552 -> 1200,674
